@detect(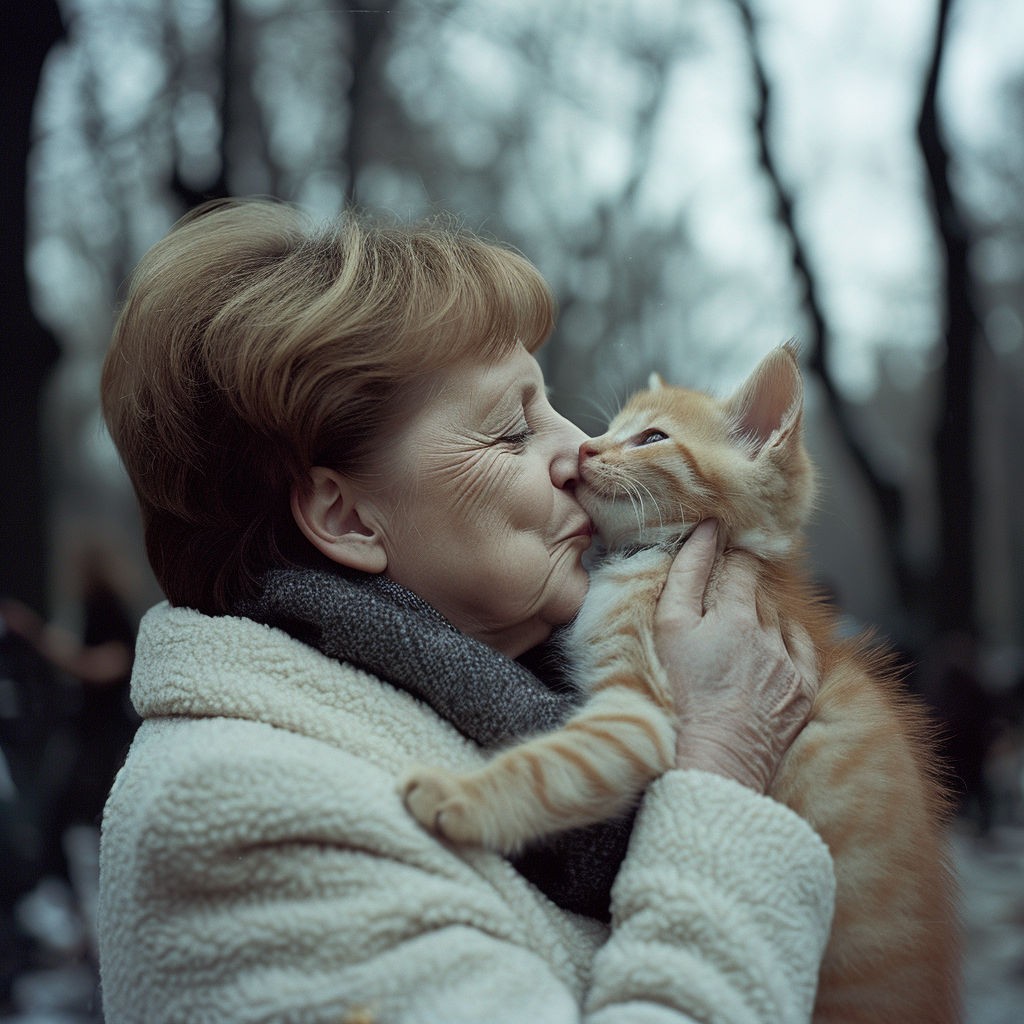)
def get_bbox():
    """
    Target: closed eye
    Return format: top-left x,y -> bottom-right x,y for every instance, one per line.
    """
497,428 -> 534,449
637,430 -> 668,446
